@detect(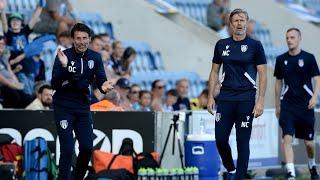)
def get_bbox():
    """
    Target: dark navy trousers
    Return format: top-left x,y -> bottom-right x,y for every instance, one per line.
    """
215,100 -> 255,180
53,105 -> 93,180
